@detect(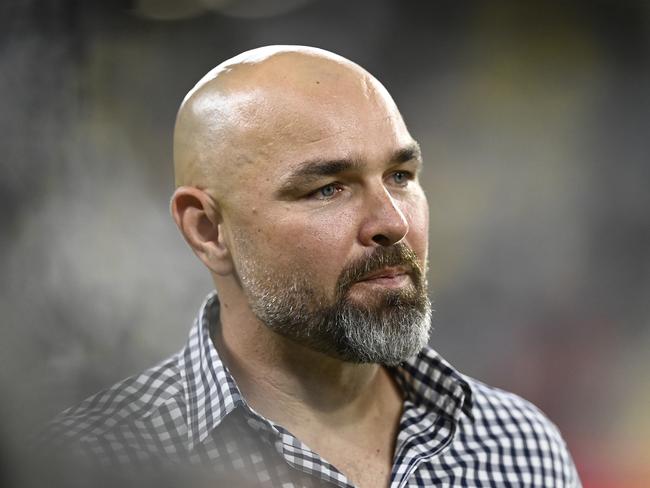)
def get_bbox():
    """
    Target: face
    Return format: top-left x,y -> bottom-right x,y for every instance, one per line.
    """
219,69 -> 431,365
